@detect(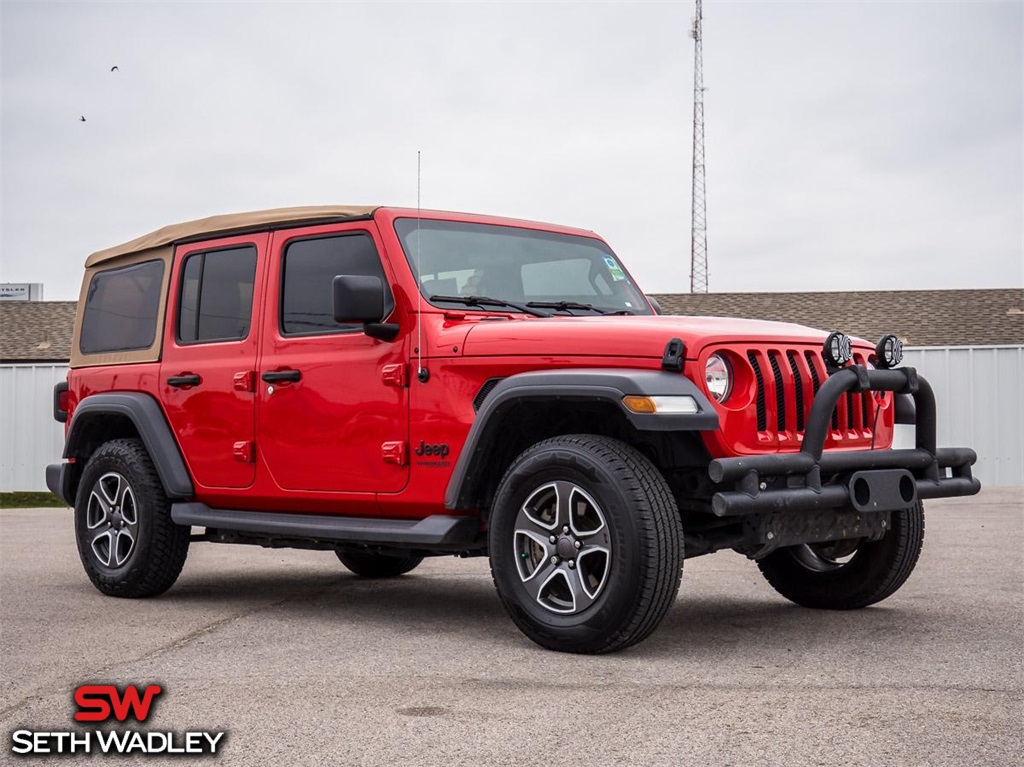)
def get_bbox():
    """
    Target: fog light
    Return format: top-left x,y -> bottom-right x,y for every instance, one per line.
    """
822,331 -> 853,369
875,334 -> 904,369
